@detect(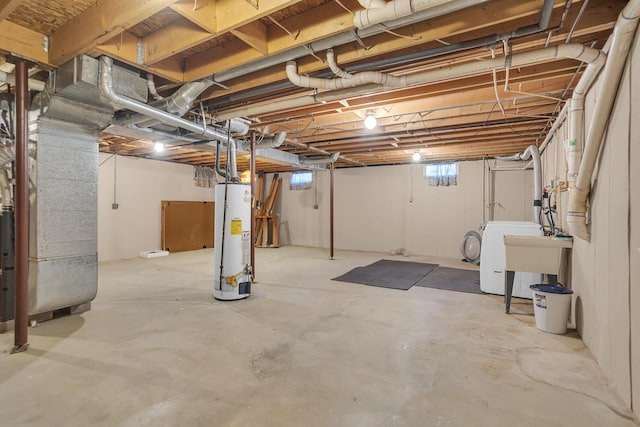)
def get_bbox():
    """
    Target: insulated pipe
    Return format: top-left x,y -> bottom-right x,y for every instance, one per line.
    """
224,118 -> 251,136
327,49 -> 353,79
220,44 -> 601,121
287,60 -> 407,89
286,44 -> 603,92
99,57 -> 236,148
567,0 -> 640,240
358,0 -> 386,8
354,0 -> 488,30
213,0 -> 558,109
147,73 -> 164,101
122,77 -> 215,126
239,131 -> 286,151
13,60 -> 28,354
212,0 -> 487,84
0,70 -> 45,92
